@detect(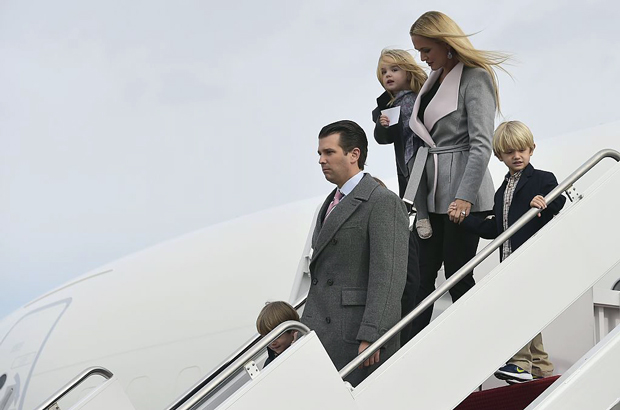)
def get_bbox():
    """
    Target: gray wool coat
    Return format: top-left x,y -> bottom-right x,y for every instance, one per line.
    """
301,174 -> 409,386
408,62 -> 496,214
